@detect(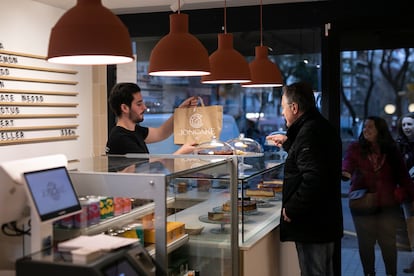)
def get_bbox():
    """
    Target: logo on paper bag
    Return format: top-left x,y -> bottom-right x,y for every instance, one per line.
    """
189,113 -> 203,128
178,112 -> 215,138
